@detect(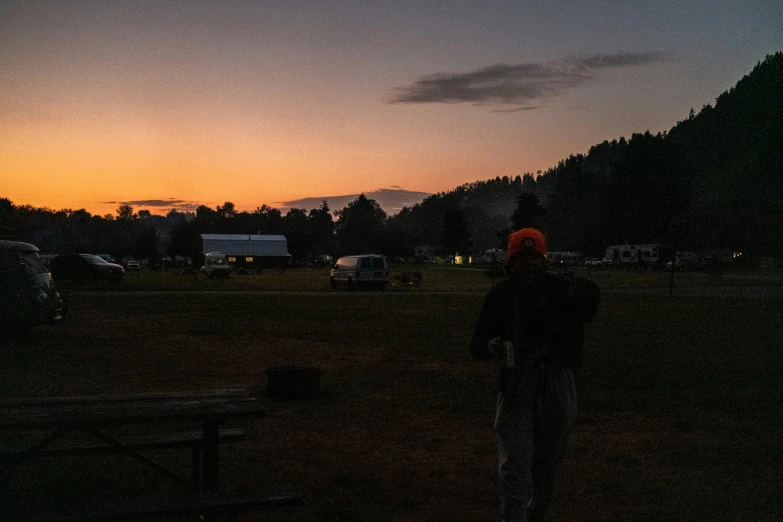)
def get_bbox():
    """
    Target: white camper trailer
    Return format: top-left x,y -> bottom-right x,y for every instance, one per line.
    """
482,248 -> 507,264
603,244 -> 673,267
638,244 -> 674,267
201,252 -> 232,278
